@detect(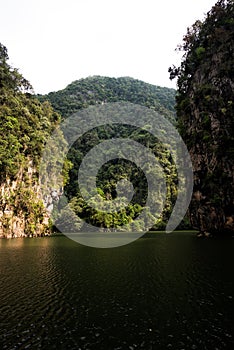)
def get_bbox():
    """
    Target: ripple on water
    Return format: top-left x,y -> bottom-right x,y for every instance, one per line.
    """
0,234 -> 233,349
